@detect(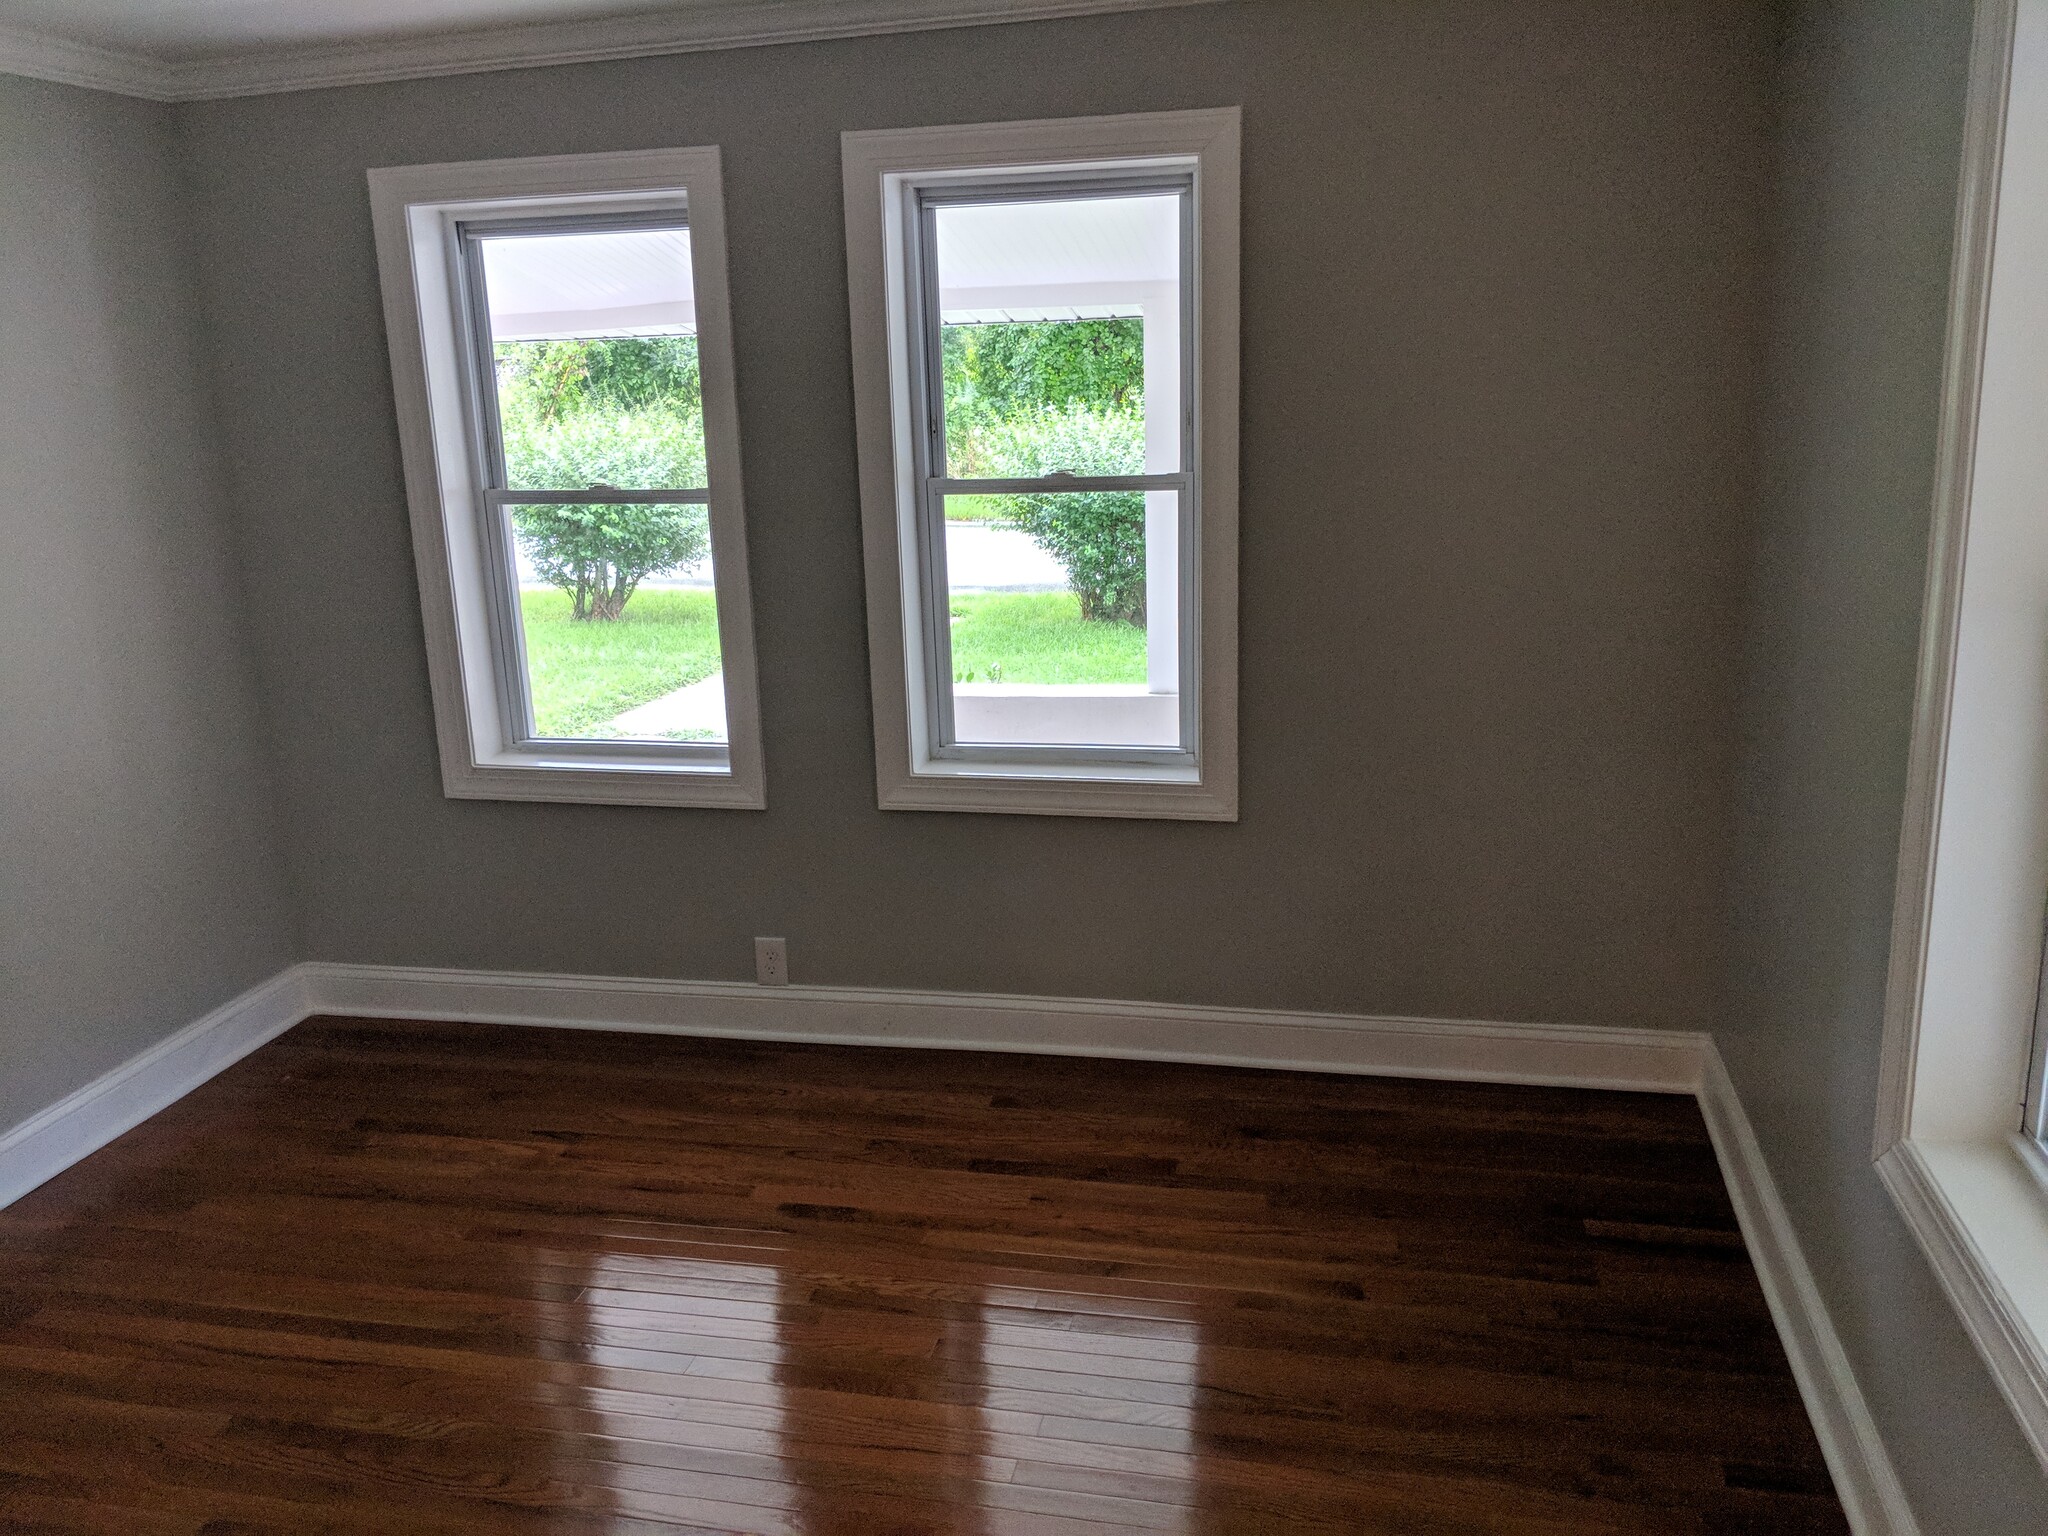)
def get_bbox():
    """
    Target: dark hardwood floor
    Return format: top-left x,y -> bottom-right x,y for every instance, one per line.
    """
0,1018 -> 1846,1534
